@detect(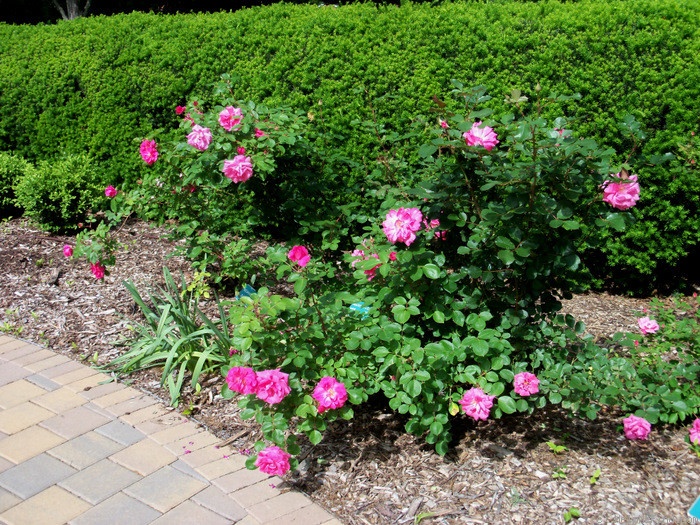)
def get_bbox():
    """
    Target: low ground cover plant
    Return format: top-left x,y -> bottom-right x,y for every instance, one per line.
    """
67,80 -> 699,475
